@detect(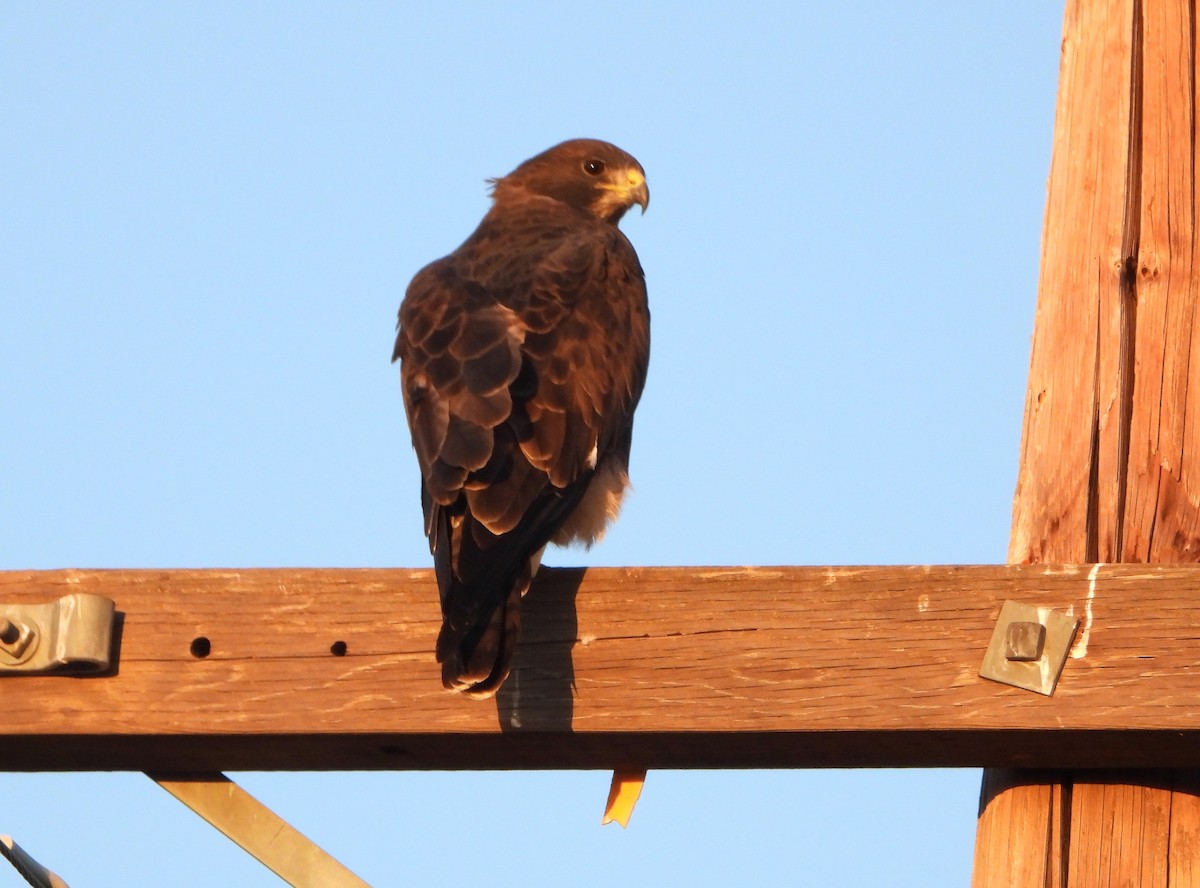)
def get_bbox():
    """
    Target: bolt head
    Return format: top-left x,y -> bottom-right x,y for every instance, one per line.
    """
1004,621 -> 1046,661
